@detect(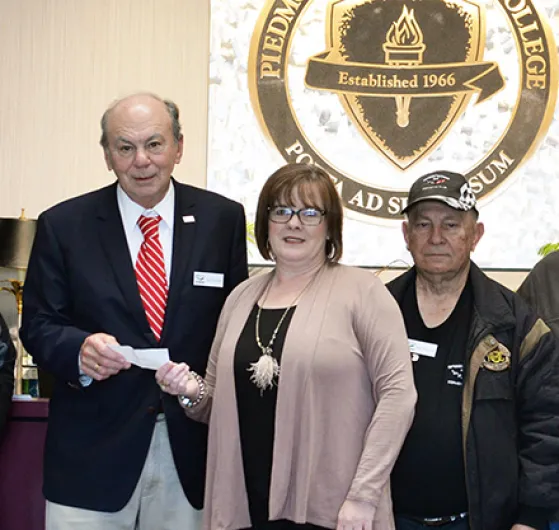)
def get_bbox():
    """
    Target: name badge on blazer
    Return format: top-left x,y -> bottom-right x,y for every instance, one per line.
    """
193,271 -> 224,288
